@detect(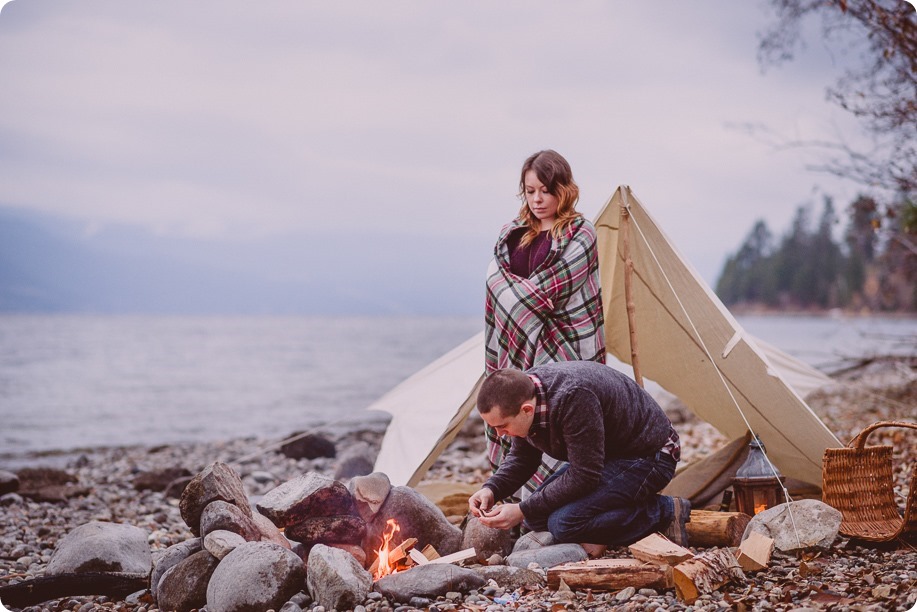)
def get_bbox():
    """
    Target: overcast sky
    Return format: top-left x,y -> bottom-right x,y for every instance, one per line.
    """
0,0 -> 876,290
